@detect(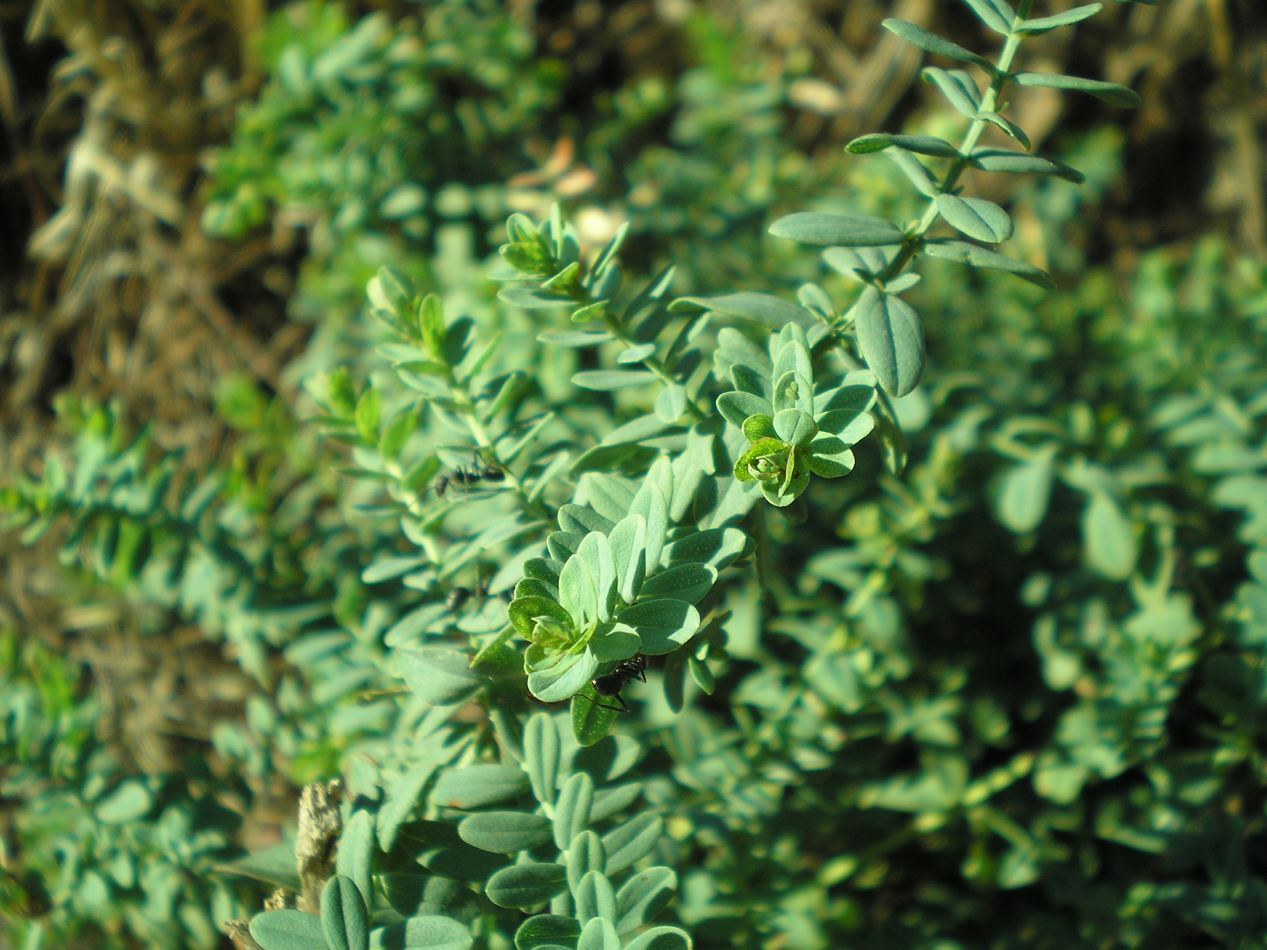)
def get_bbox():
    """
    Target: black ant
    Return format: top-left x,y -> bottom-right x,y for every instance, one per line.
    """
445,575 -> 490,611
433,452 -> 506,498
587,653 -> 647,713
445,573 -> 511,610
